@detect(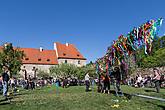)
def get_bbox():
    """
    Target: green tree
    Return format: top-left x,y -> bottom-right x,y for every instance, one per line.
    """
49,63 -> 96,79
49,63 -> 78,77
37,70 -> 50,79
0,43 -> 25,77
135,36 -> 165,68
